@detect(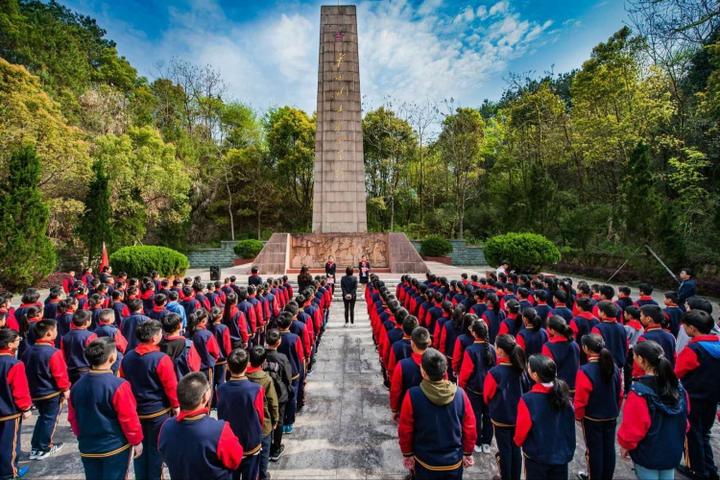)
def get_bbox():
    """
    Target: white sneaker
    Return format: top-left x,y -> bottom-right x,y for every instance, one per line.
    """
482,444 -> 492,454
473,445 -> 482,453
29,450 -> 39,460
34,443 -> 63,460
